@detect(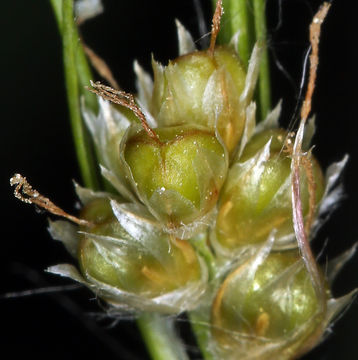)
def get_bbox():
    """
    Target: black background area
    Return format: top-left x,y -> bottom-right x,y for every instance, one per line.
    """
2,1 -> 358,359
